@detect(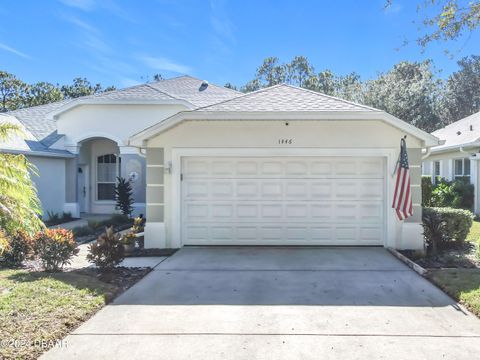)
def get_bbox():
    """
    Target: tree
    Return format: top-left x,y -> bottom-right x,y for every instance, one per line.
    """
440,55 -> 480,123
363,60 -> 443,132
61,77 -> 115,99
24,82 -> 64,107
0,71 -> 27,112
386,1 -> 480,50
0,123 -> 44,236
114,177 -> 134,217
254,57 -> 286,87
285,56 -> 314,87
224,82 -> 238,90
153,74 -> 164,81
